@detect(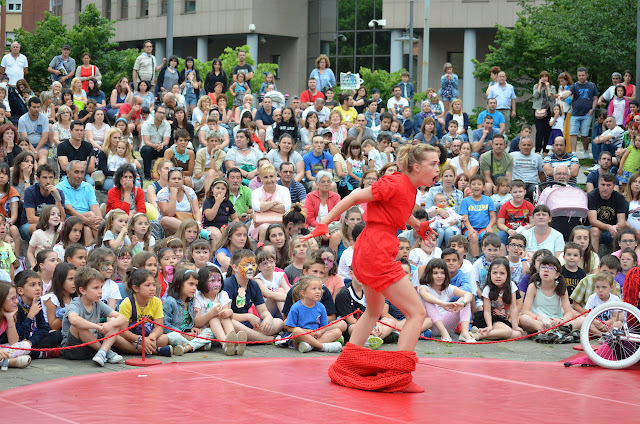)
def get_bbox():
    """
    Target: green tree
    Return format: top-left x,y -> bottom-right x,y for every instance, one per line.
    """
218,45 -> 278,93
473,0 -> 636,136
12,3 -> 138,93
